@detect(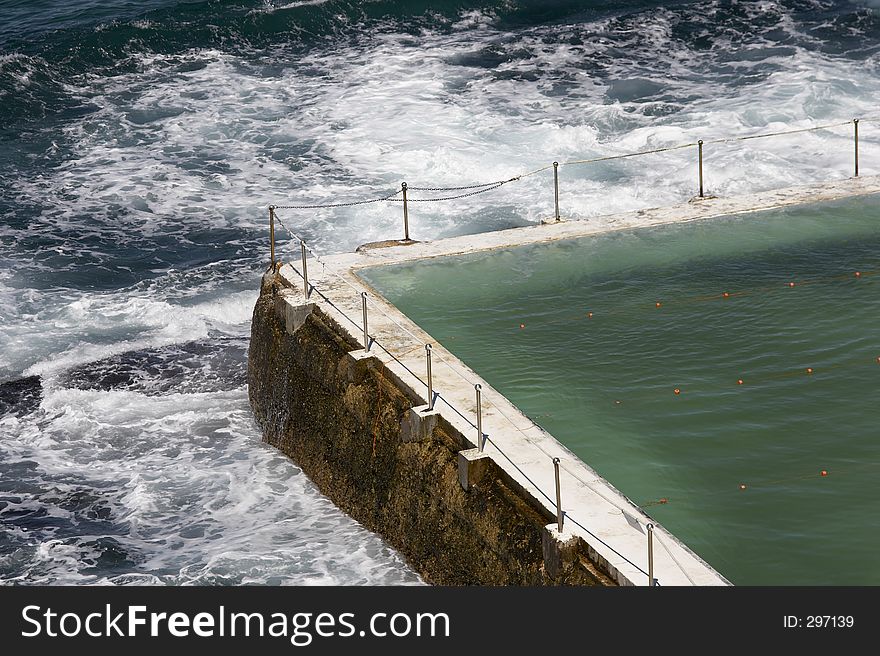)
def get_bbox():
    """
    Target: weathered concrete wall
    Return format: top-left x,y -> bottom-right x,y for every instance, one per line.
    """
248,270 -> 615,586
